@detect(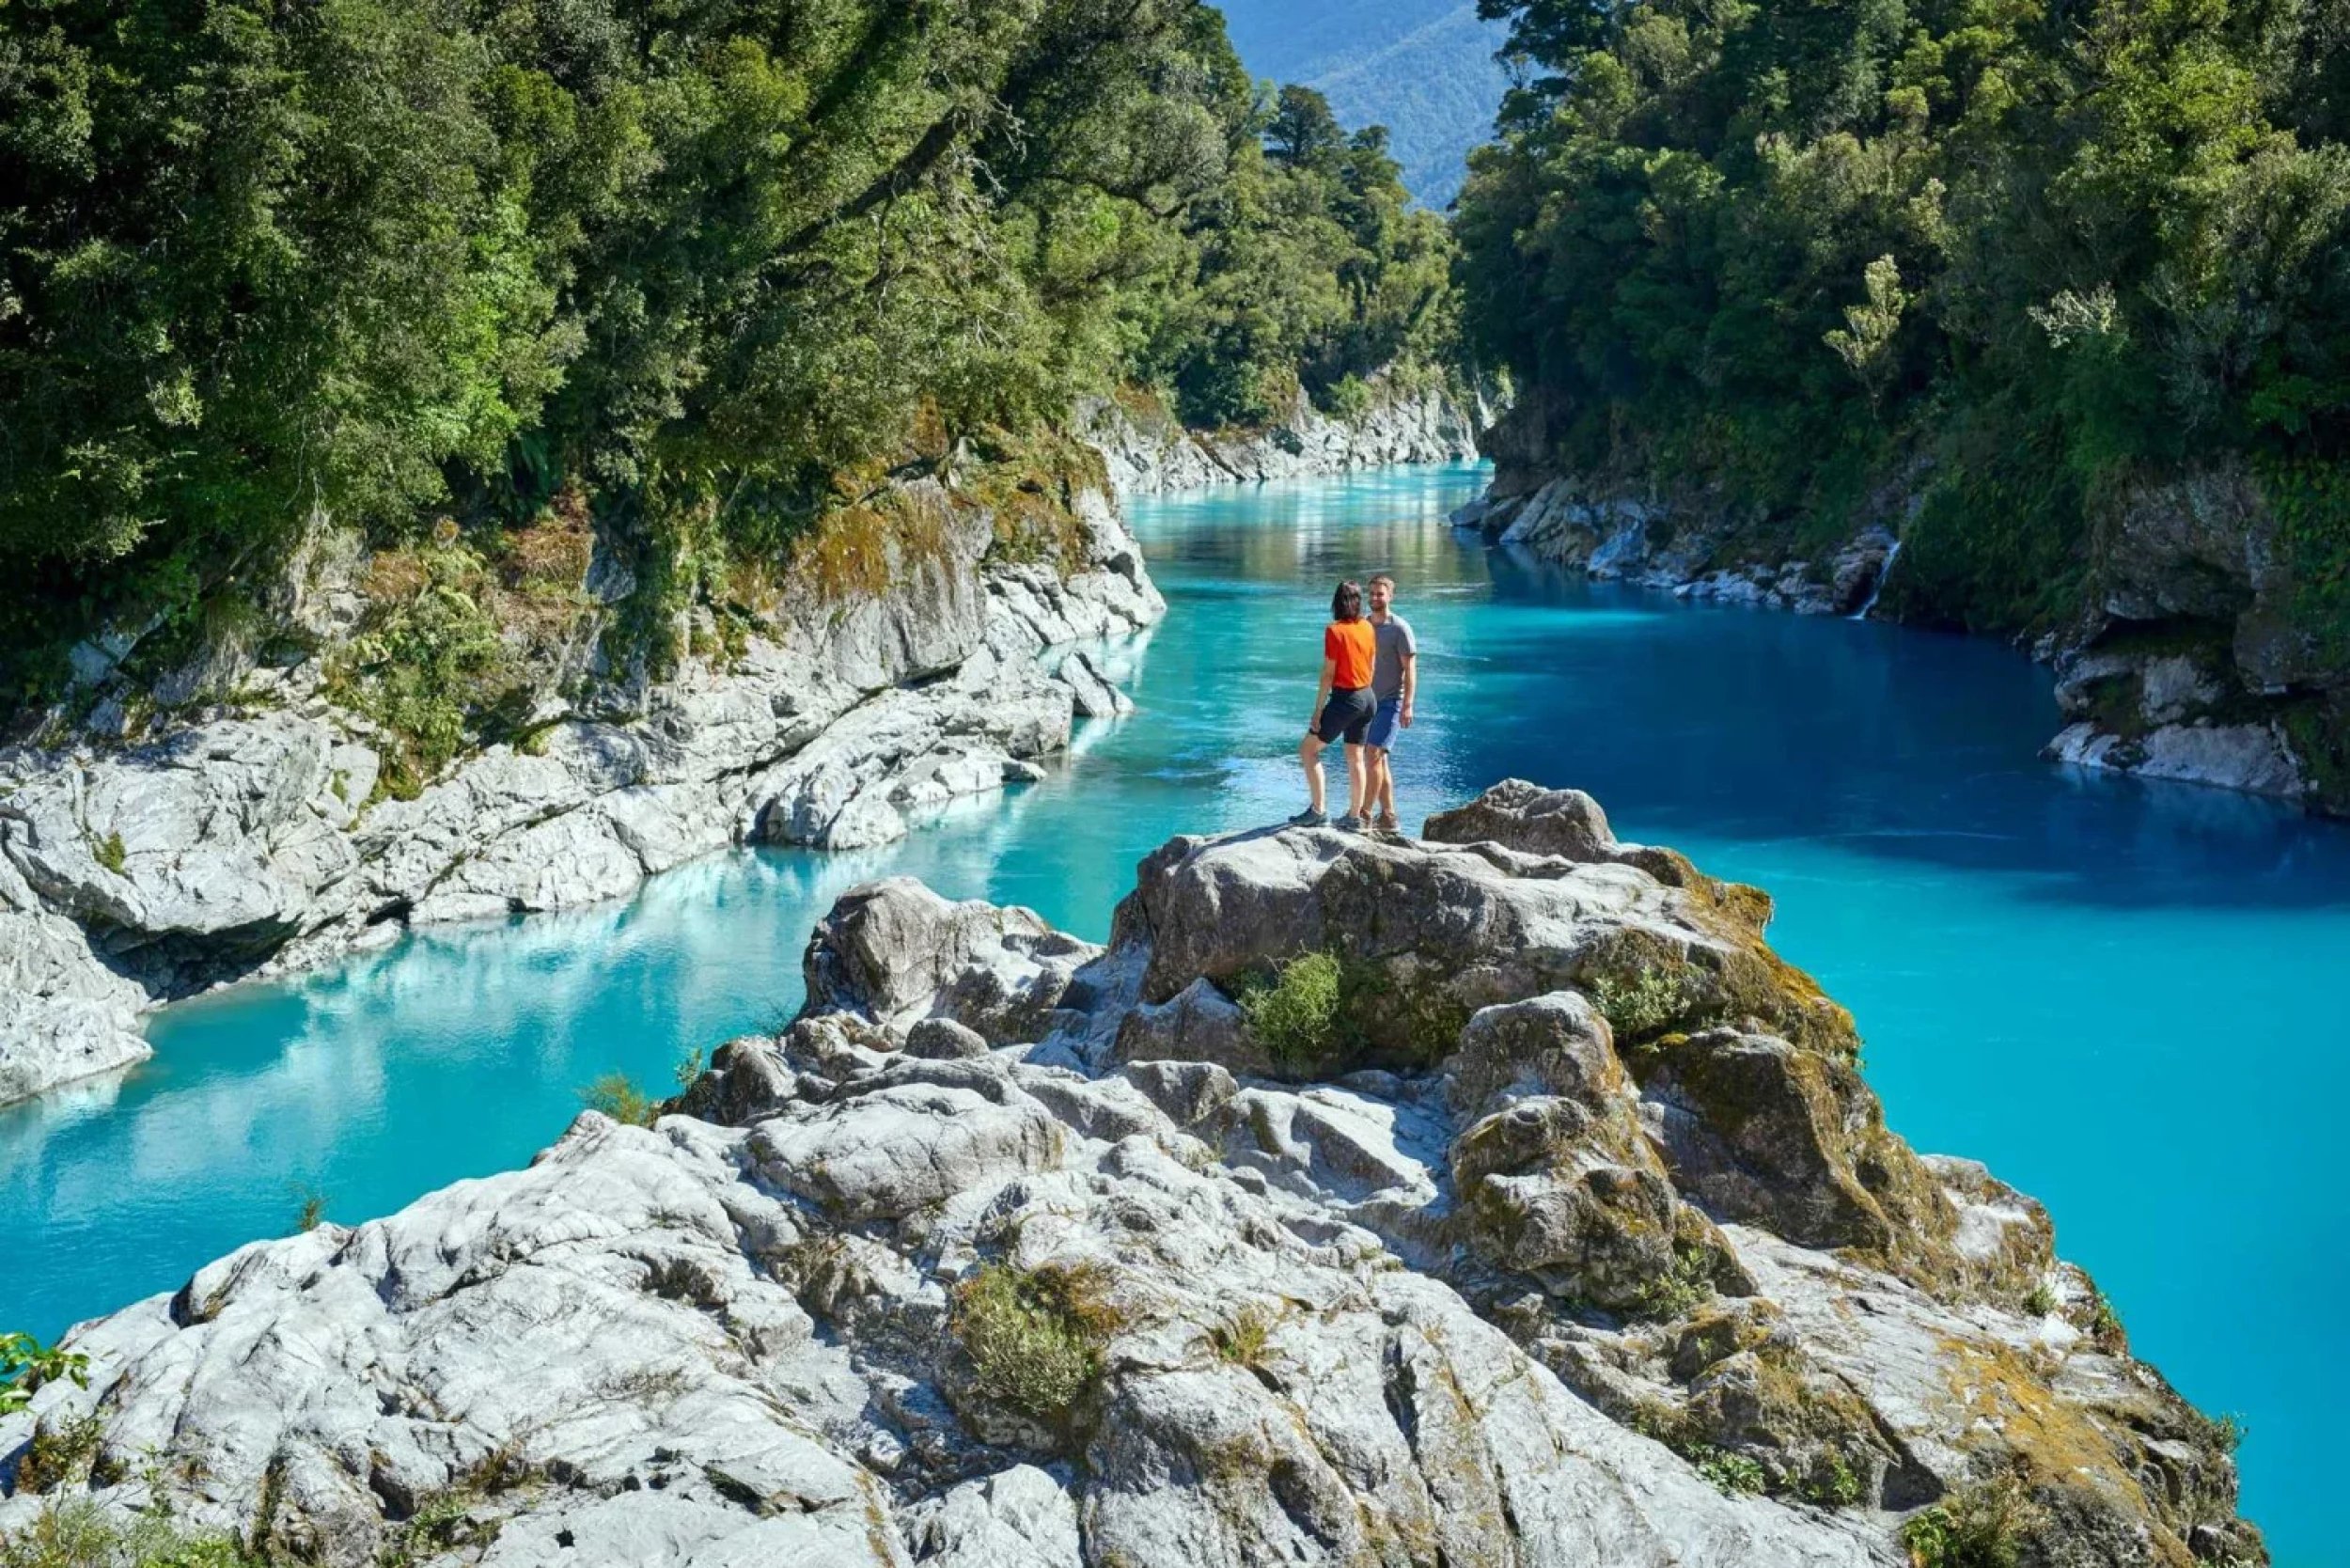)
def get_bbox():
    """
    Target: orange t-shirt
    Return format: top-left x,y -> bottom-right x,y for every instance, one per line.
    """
1324,619 -> 1376,689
